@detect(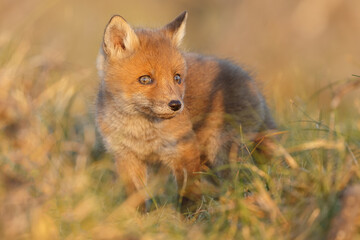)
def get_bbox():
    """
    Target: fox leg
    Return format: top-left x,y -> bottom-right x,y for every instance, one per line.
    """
171,139 -> 202,205
115,155 -> 148,209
